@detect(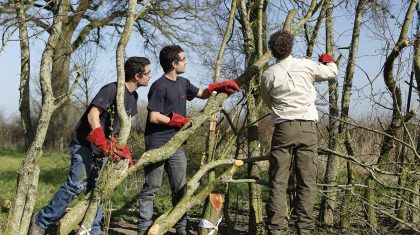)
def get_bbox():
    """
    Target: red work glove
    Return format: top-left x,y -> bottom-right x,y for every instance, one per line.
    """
109,138 -> 133,167
86,127 -> 112,156
318,54 -> 335,64
167,112 -> 192,129
87,127 -> 133,167
208,80 -> 240,95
